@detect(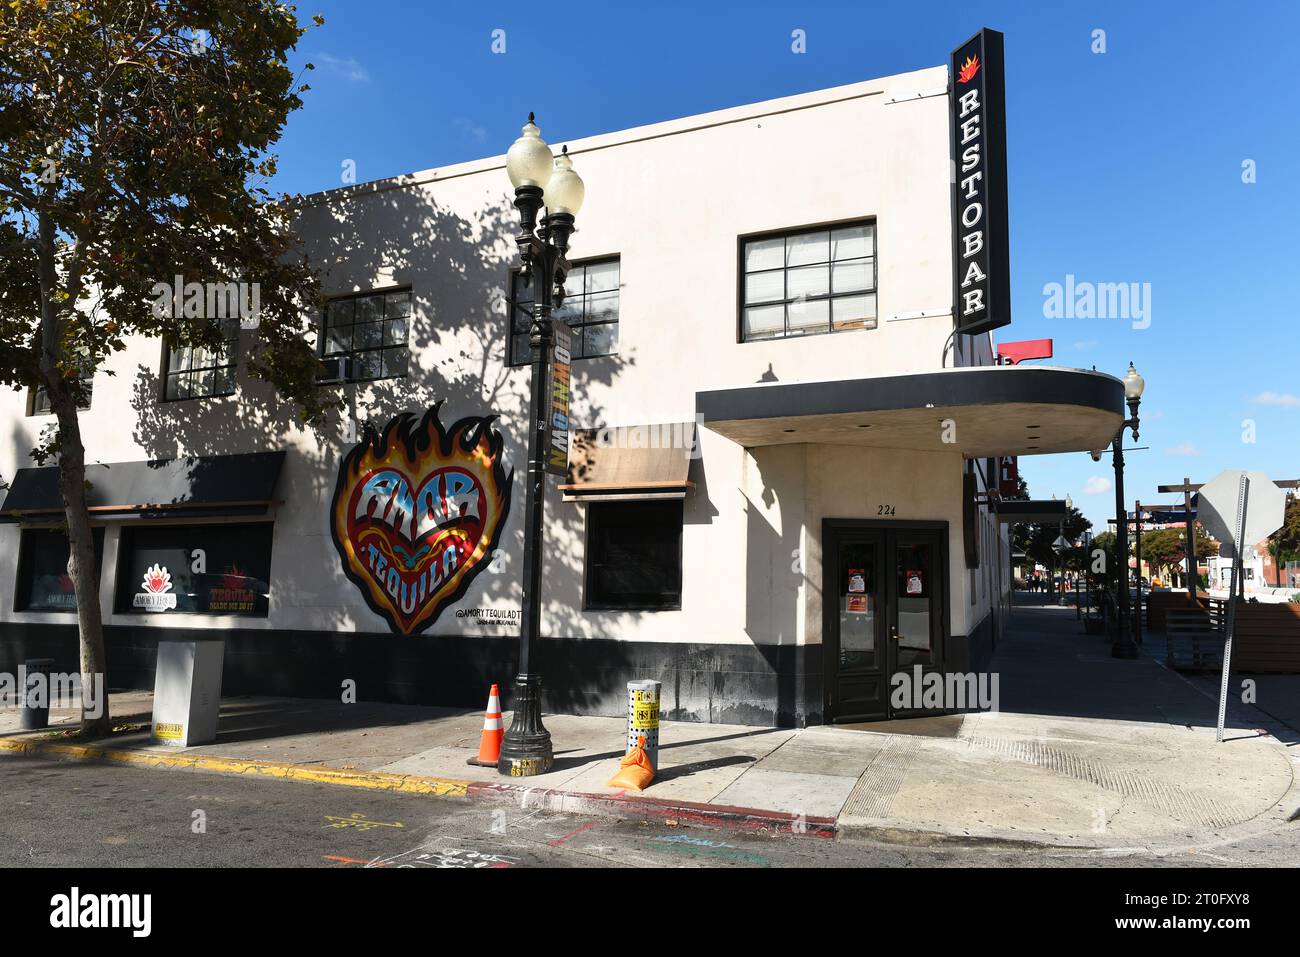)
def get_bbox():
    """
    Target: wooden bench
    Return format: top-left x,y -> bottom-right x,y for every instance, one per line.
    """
1166,608 -> 1224,671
